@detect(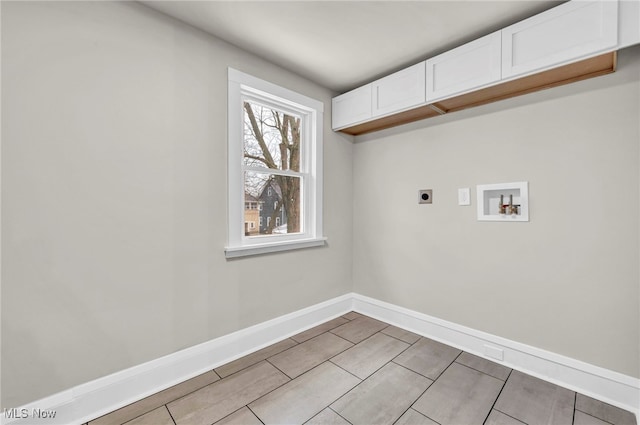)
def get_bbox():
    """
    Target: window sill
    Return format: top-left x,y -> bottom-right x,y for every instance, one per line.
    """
224,237 -> 327,259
